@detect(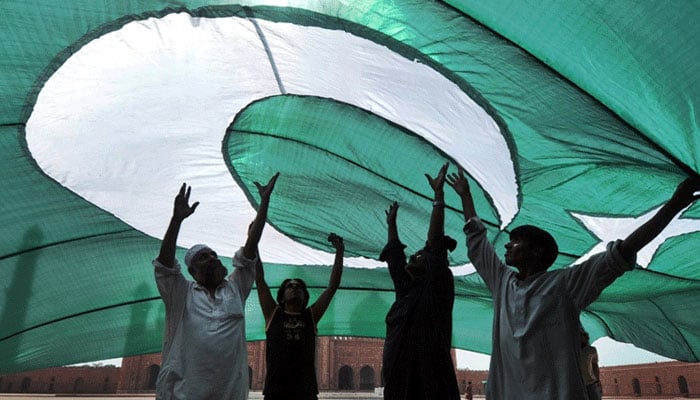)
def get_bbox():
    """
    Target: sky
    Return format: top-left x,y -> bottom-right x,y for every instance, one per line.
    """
456,338 -> 673,370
